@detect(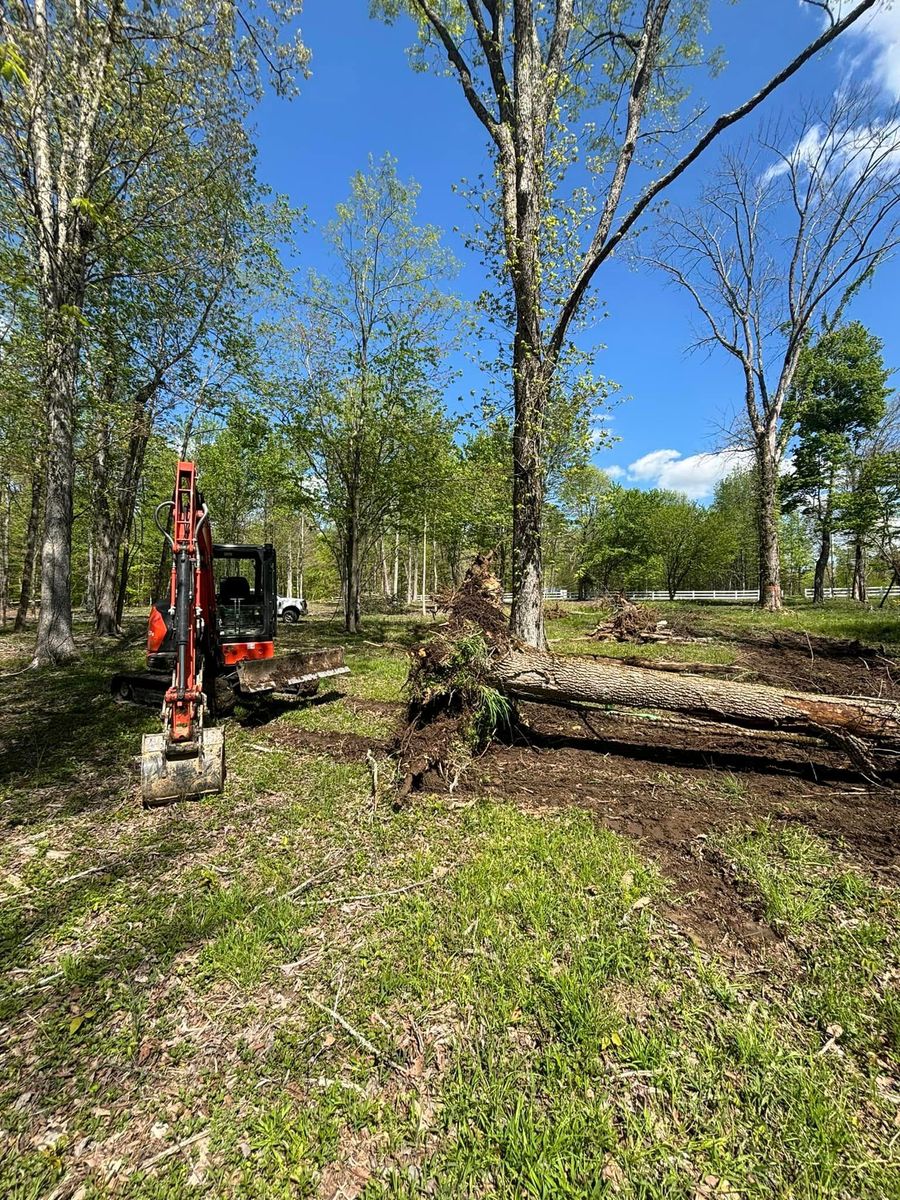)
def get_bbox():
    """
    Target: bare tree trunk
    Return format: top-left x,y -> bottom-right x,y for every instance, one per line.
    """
33,327 -> 80,665
813,528 -> 831,605
115,543 -> 130,627
345,489 -> 361,633
15,465 -> 43,632
392,529 -> 400,601
880,572 -> 898,608
0,483 -> 11,627
91,417 -> 119,636
509,307 -> 547,647
756,430 -> 782,612
299,514 -> 305,598
421,515 -> 428,618
380,535 -> 391,598
852,538 -> 867,602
